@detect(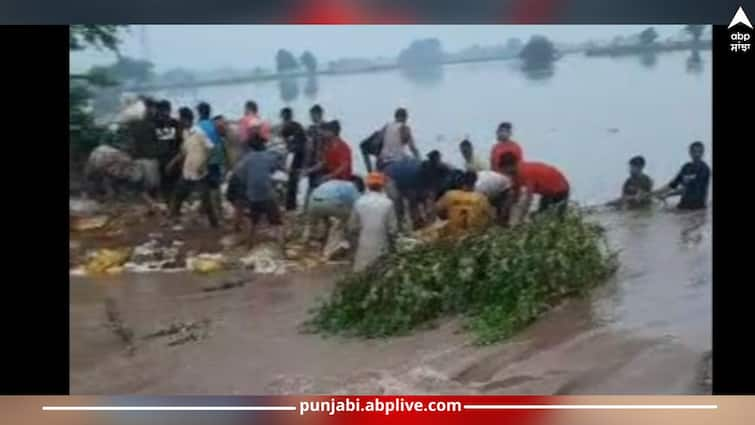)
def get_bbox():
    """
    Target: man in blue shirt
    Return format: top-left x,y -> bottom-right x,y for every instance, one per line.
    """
196,102 -> 226,221
304,176 -> 365,256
